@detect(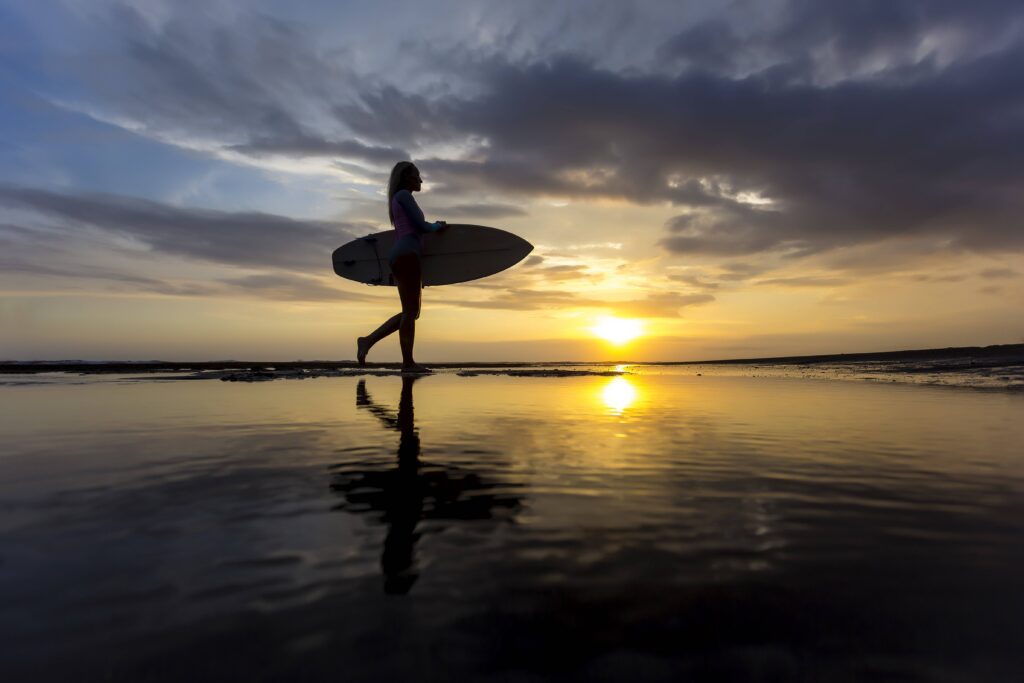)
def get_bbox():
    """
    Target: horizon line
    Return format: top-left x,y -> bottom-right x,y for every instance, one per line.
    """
2,342 -> 1022,372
